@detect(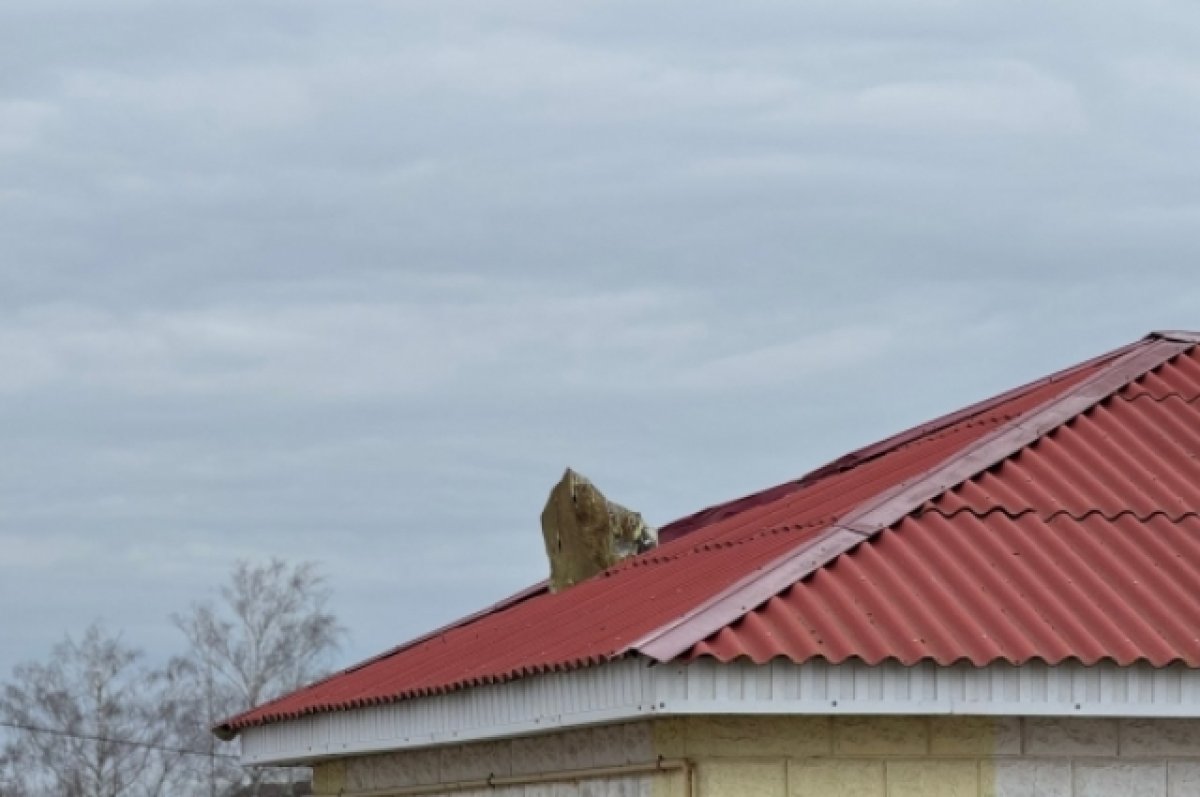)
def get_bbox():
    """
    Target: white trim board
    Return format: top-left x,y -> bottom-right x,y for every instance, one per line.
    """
240,657 -> 1200,765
